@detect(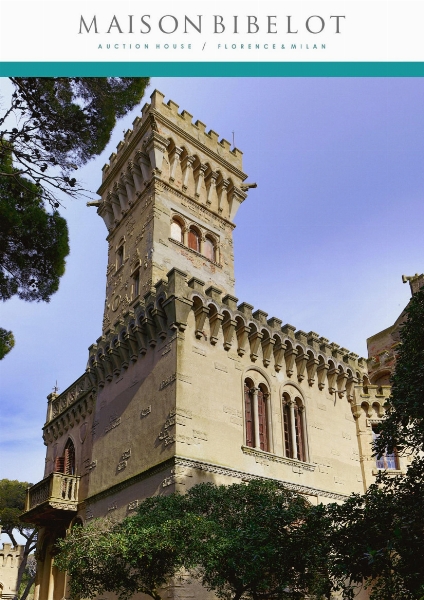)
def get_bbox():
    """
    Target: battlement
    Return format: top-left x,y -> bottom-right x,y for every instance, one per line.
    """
100,89 -> 244,186
44,267 -> 368,428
